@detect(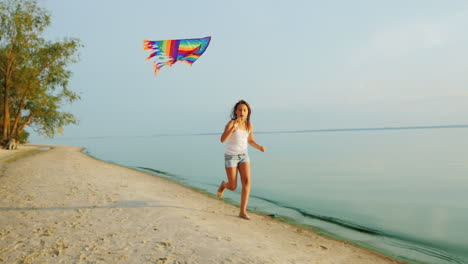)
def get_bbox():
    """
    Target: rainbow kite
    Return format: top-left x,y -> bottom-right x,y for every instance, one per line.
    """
143,36 -> 211,75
